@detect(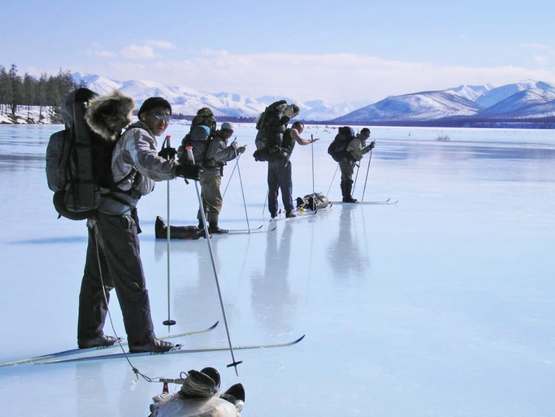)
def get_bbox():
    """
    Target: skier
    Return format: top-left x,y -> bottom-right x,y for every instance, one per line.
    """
156,122 -> 246,237
197,122 -> 246,234
267,120 -> 317,218
78,96 -> 201,353
335,127 -> 375,203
